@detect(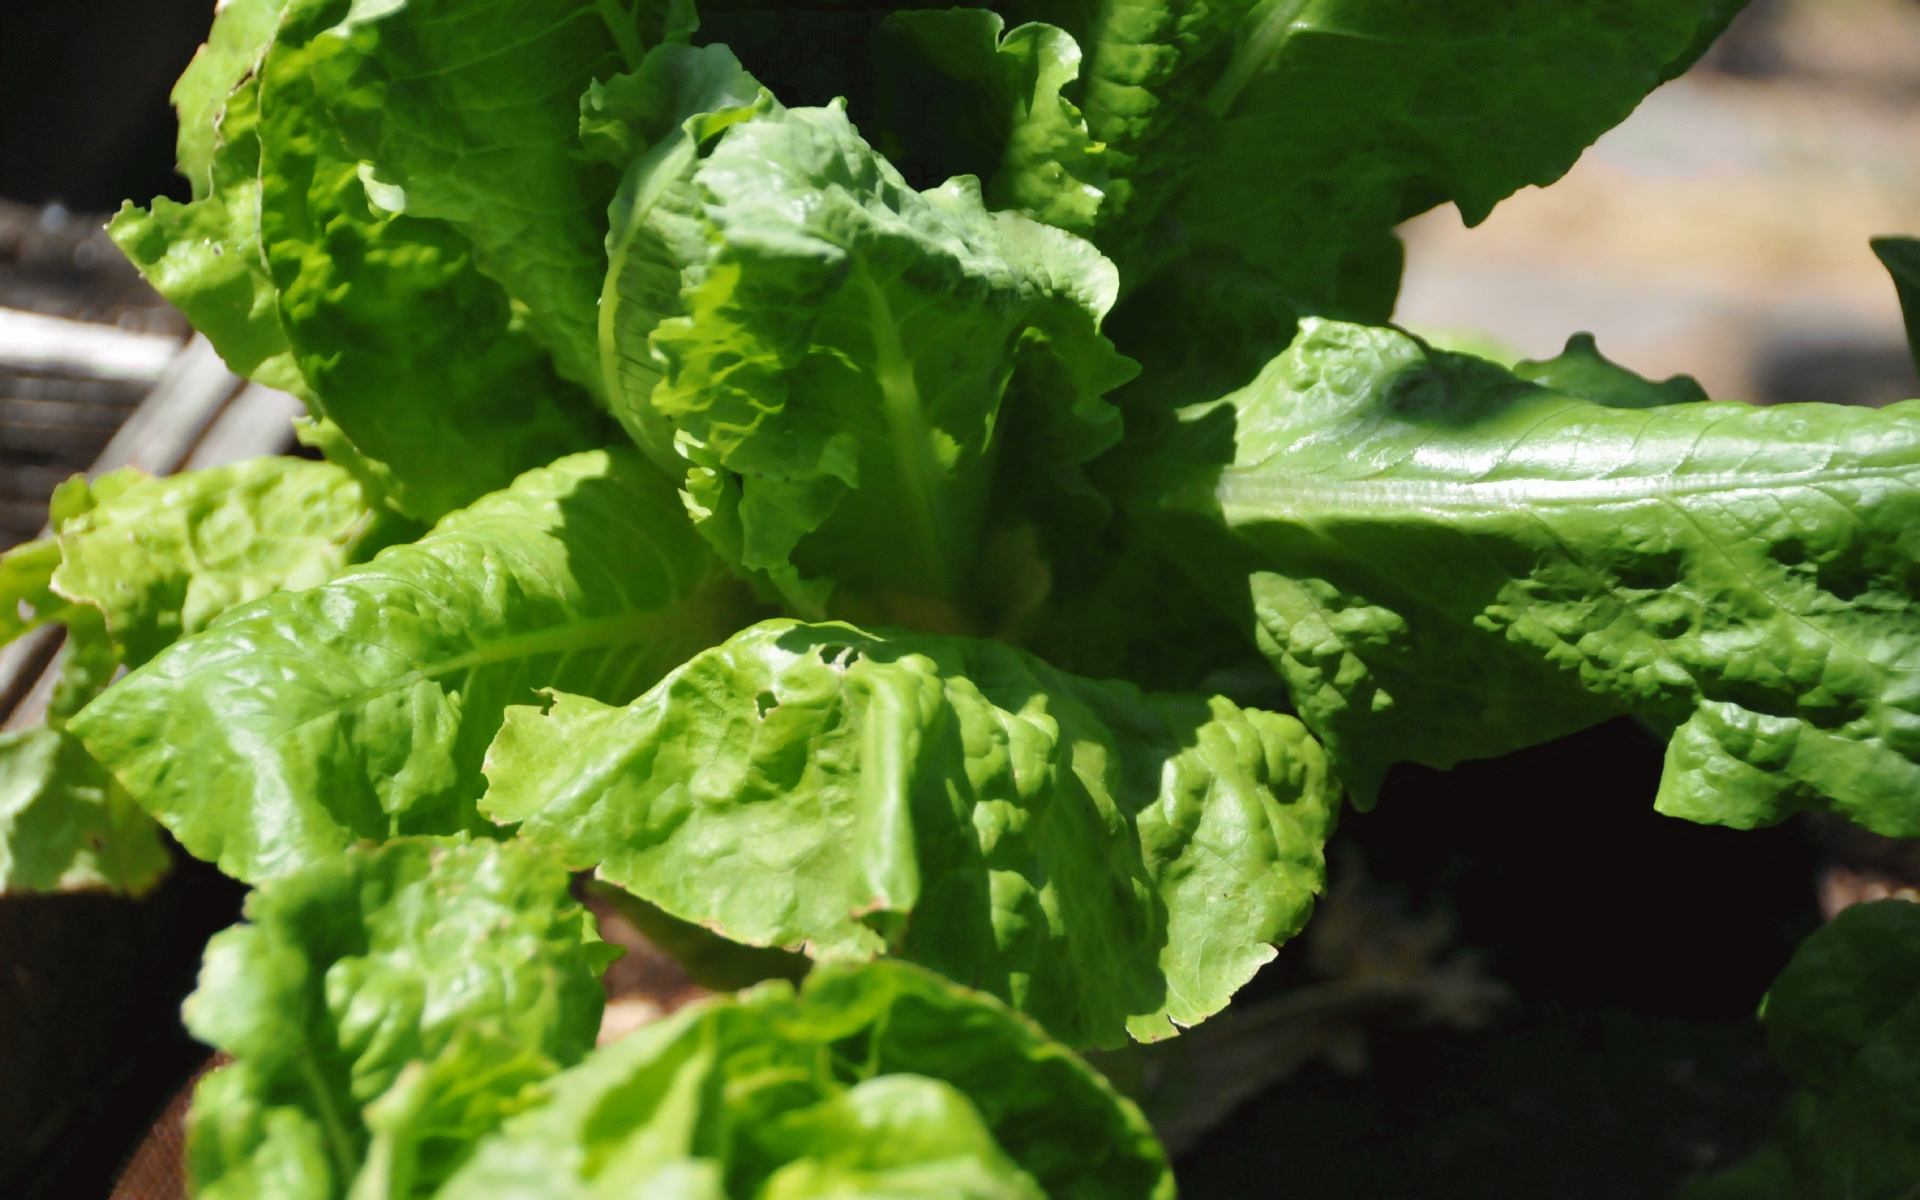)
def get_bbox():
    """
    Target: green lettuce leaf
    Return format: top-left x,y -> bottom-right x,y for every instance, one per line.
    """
169,0 -> 294,198
2,458 -> 376,725
436,960 -> 1173,1200
588,41 -> 772,469
0,535 -> 64,646
870,10 -> 1109,232
729,1 -> 1735,308
1872,235 -> 1920,381
303,0 -> 681,396
0,459 -> 368,897
1511,332 -> 1710,409
1683,900 -> 1920,1200
1118,0 -> 1742,309
1136,319 -> 1920,837
0,728 -> 169,897
182,835 -> 613,1200
41,459 -> 374,670
611,91 -> 1134,617
71,449 -> 758,884
960,0 -> 1739,431
111,69 -> 313,400
115,0 -> 615,523
485,618 -> 1334,1048
256,0 -> 611,523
